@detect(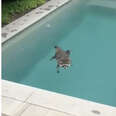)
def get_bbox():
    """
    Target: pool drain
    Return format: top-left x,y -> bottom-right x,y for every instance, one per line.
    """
91,110 -> 101,115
